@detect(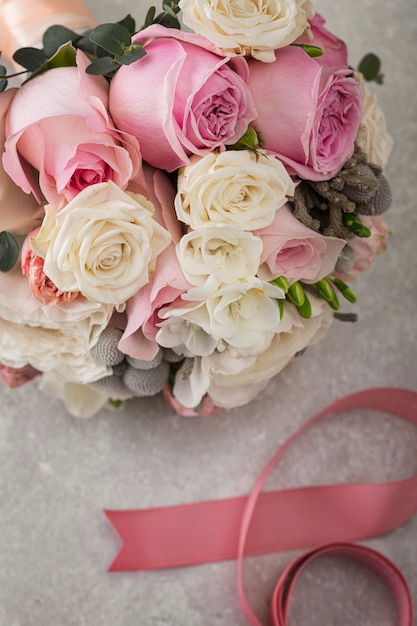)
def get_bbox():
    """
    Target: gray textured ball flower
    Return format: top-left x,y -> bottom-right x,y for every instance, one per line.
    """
123,360 -> 170,397
90,327 -> 125,366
